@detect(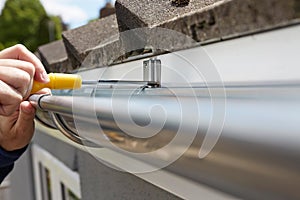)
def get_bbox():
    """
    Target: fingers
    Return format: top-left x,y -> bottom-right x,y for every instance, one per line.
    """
0,101 -> 35,151
0,44 -> 49,83
0,59 -> 35,78
0,44 -> 44,152
0,67 -> 32,98
0,59 -> 36,115
15,101 -> 35,147
18,101 -> 36,122
0,81 -> 23,116
36,88 -> 52,95
0,59 -> 36,98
